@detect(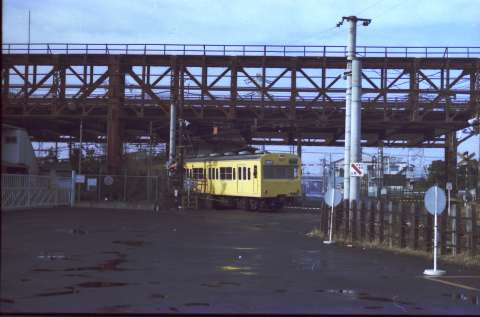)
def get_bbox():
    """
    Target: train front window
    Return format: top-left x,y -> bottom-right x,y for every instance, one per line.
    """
263,165 -> 298,179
